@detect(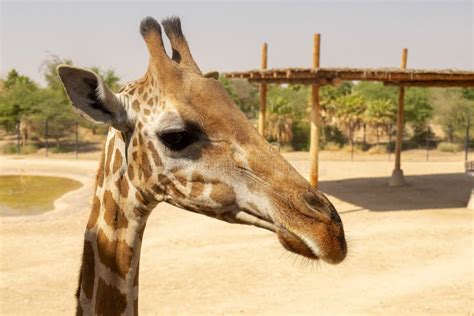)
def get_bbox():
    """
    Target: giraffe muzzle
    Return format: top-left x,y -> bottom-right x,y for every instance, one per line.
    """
271,189 -> 347,264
